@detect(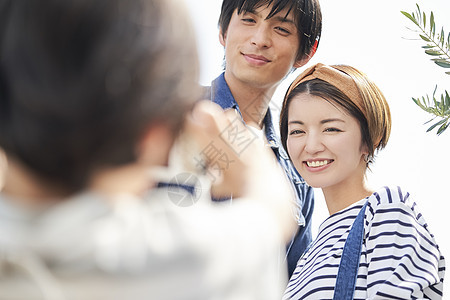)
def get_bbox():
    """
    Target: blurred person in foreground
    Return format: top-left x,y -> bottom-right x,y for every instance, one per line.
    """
0,0 -> 296,299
